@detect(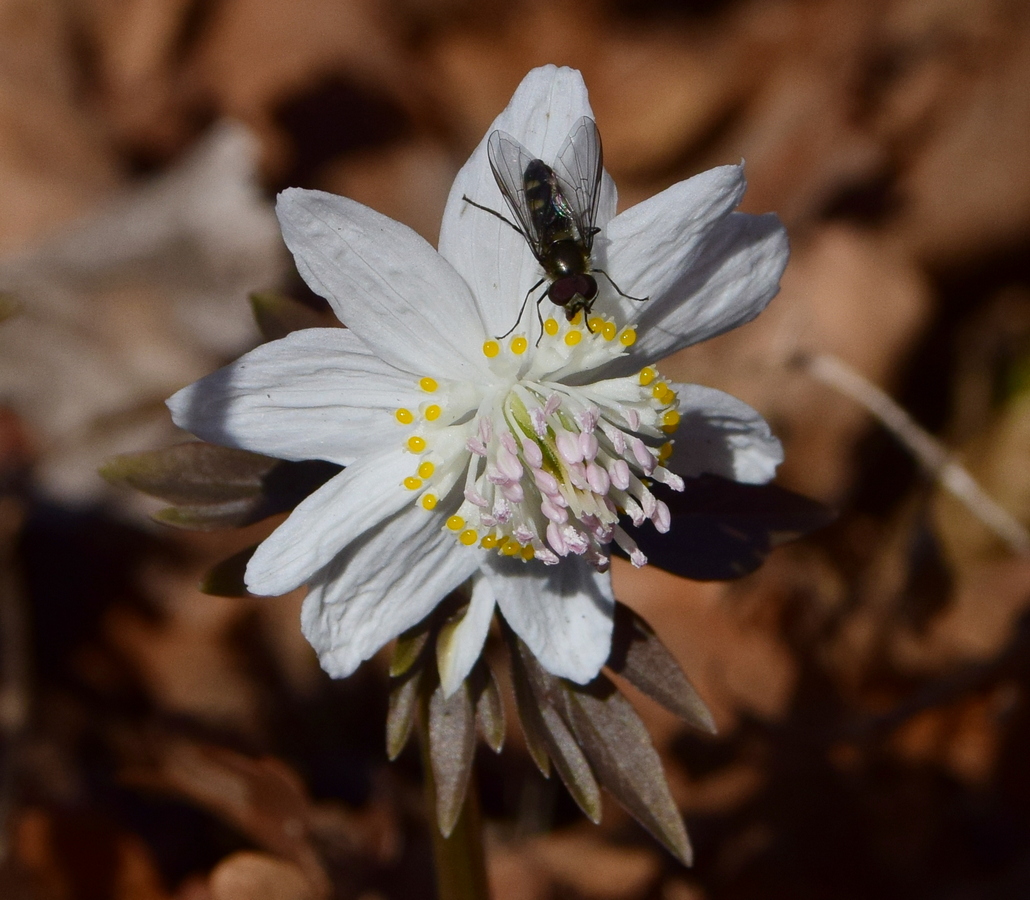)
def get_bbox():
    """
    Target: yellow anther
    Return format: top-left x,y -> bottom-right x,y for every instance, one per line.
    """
639,367 -> 657,386
424,404 -> 441,421
565,330 -> 583,347
395,408 -> 414,424
483,340 -> 500,358
403,476 -> 423,490
651,381 -> 668,400
659,387 -> 676,405
521,544 -> 535,561
421,494 -> 438,510
418,461 -> 435,479
659,442 -> 674,462
619,328 -> 637,346
419,377 -> 438,392
501,540 -> 520,556
602,321 -> 617,341
570,311 -> 584,325
480,534 -> 498,549
459,529 -> 478,546
544,318 -> 559,336
446,515 -> 465,531
511,336 -> 528,355
661,409 -> 681,433
588,316 -> 604,333
407,436 -> 426,453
